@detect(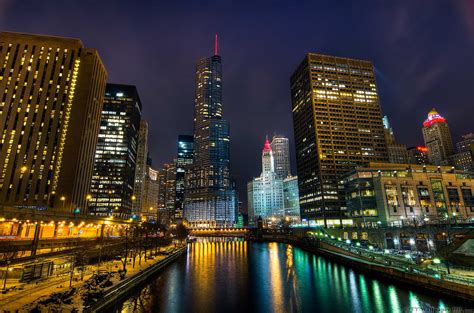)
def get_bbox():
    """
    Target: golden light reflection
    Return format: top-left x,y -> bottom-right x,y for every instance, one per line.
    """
268,242 -> 284,312
188,238 -> 248,311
